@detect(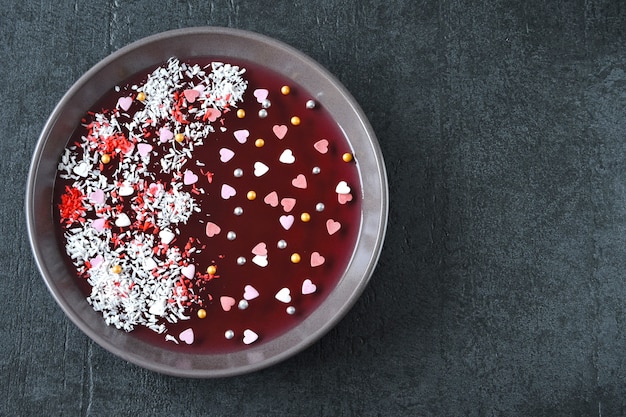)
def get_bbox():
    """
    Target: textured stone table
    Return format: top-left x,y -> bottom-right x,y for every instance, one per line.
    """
3,1 -> 626,415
